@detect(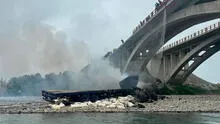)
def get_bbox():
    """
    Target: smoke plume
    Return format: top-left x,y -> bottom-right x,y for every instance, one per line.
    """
0,22 -> 92,78
0,1 -> 124,96
0,22 -> 122,96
